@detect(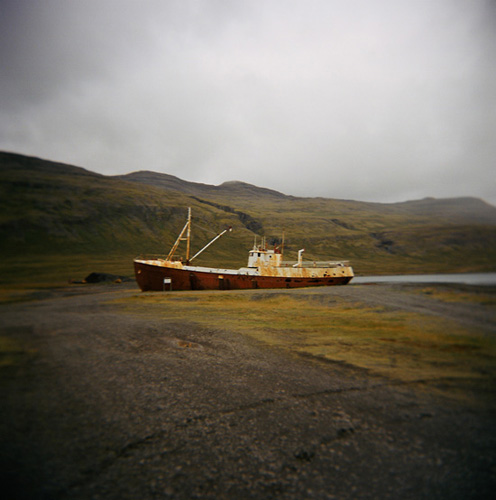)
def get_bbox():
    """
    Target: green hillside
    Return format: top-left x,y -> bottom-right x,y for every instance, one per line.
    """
1,151 -> 495,286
